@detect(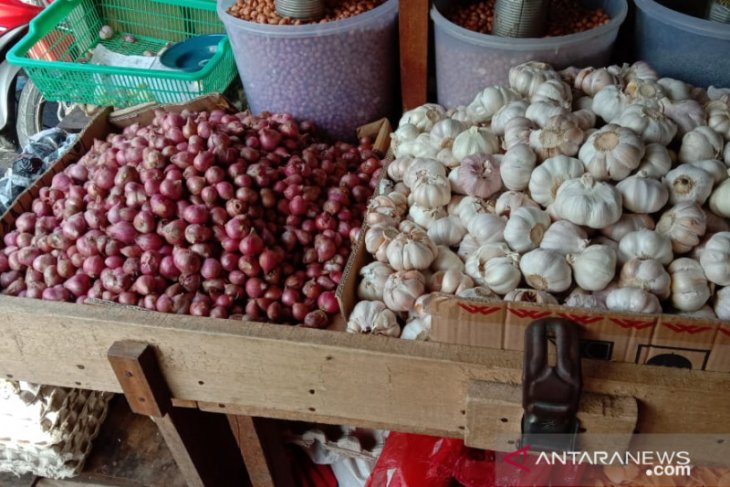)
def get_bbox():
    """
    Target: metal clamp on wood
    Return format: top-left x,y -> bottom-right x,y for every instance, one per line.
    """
521,318 -> 582,452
